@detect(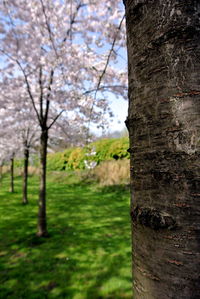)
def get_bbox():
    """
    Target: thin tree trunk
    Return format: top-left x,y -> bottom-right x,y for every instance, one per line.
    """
10,156 -> 14,193
125,1 -> 200,298
22,146 -> 29,204
37,129 -> 48,237
0,163 -> 3,186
